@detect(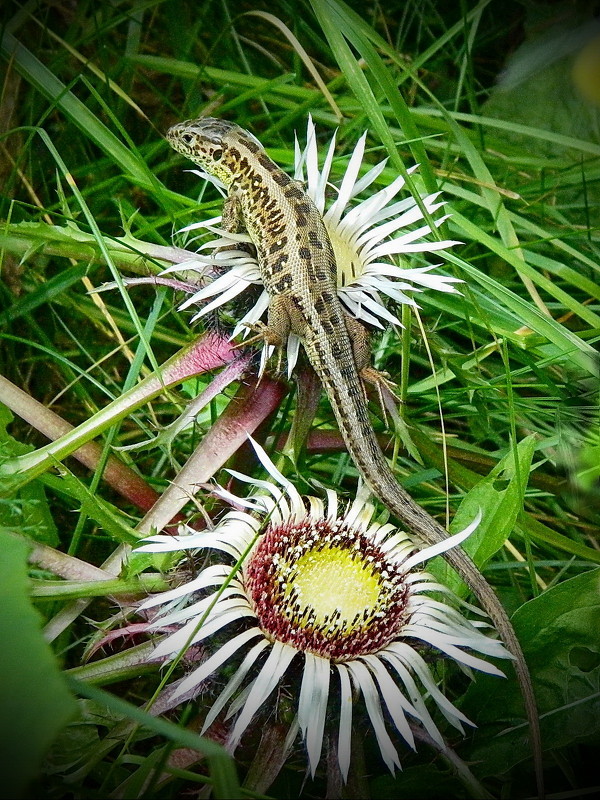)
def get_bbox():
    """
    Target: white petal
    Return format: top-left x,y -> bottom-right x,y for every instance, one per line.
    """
365,193 -> 421,227
371,522 -> 399,548
349,157 -> 388,198
283,716 -> 301,756
192,239 -> 246,256
307,495 -> 325,520
404,627 -> 505,676
248,435 -> 296,491
339,300 -> 383,328
138,515 -> 256,560
346,660 -> 401,773
316,130 -> 337,210
294,130 -> 304,181
136,531 -> 217,554
392,657 -> 458,737
286,334 -> 301,378
154,603 -> 254,659
409,607 -> 508,658
343,492 -> 371,528
172,628 -> 263,701
211,485 -> 264,511
197,223 -> 253,243
381,531 -> 413,556
401,511 -> 482,571
184,169 -> 226,193
305,120 -> 321,204
228,640 -> 298,750
376,649 -> 446,745
202,639 -> 270,733
325,488 -> 339,521
363,263 -> 460,292
340,287 -> 408,323
336,664 -> 353,781
159,260 -> 210,277
183,281 -> 253,319
360,655 -> 416,749
326,132 -> 367,227
226,680 -> 253,720
232,291 -> 270,336
298,652 -> 330,776
138,564 -> 233,610
177,215 -> 223,232
226,469 -> 290,518
338,294 -> 386,328
355,200 -> 445,249
335,172 -> 410,236
385,643 -> 472,730
150,588 -> 243,630
360,281 -> 418,309
178,270 -> 250,307
369,233 -> 457,259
